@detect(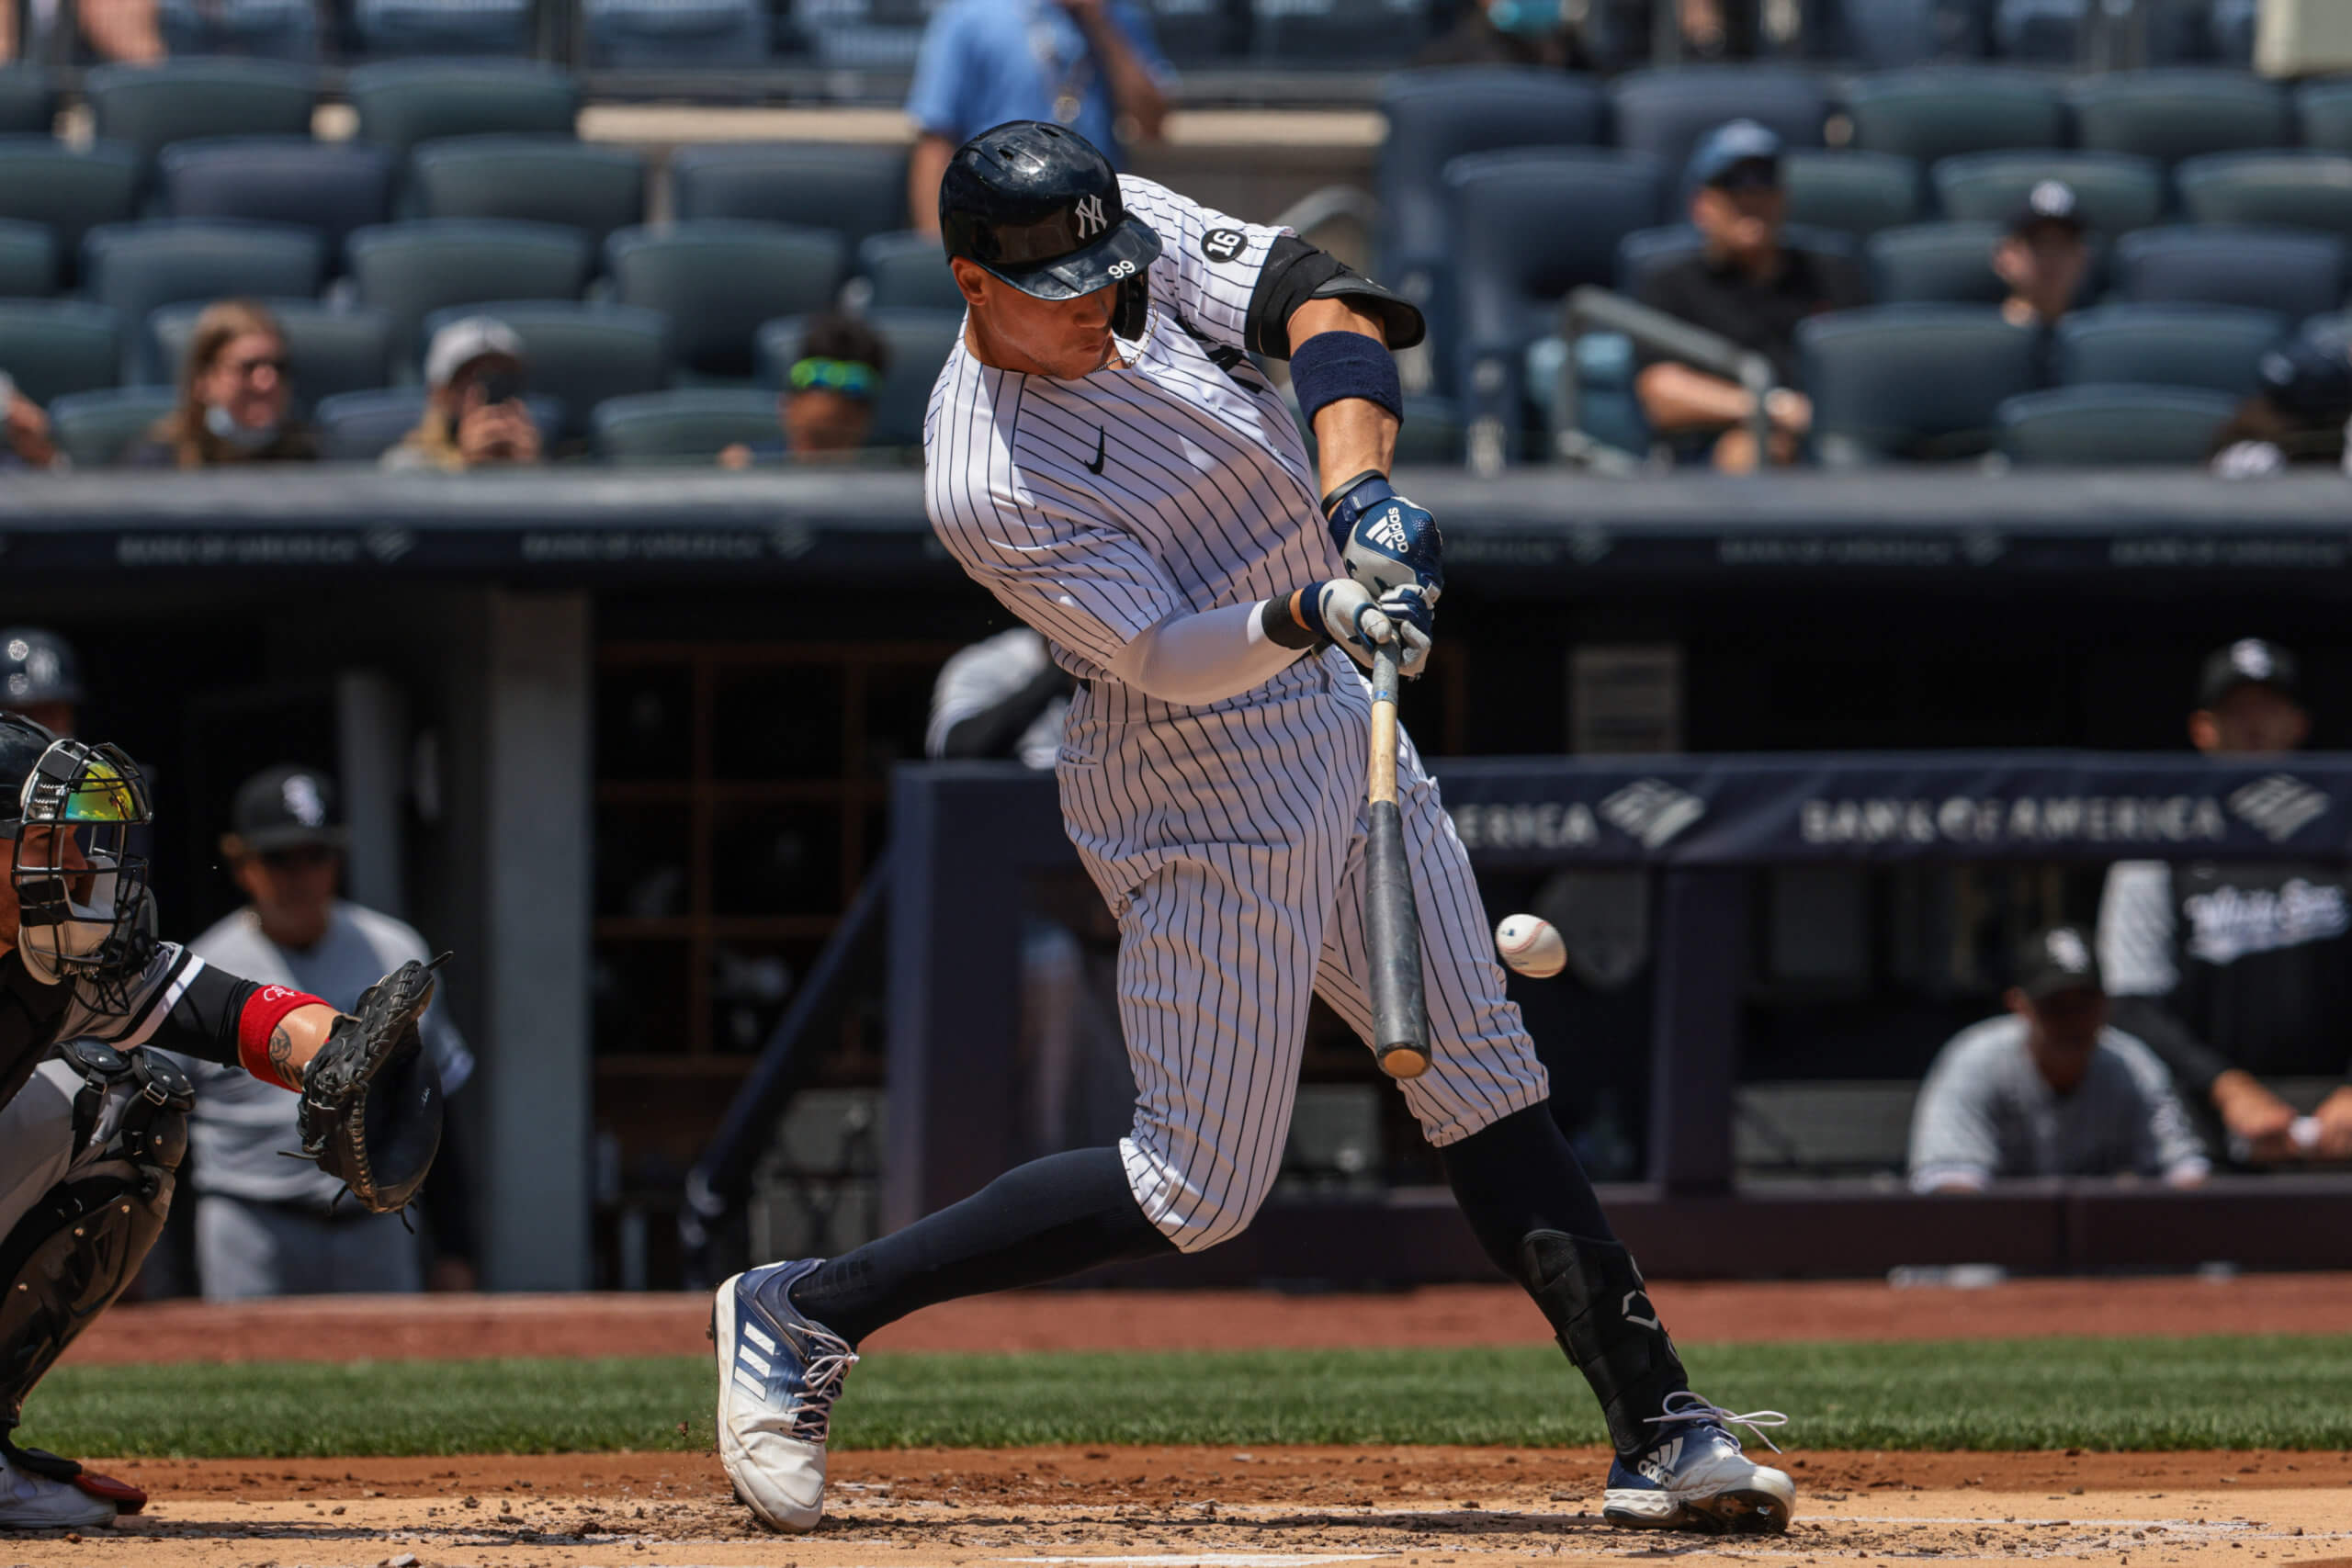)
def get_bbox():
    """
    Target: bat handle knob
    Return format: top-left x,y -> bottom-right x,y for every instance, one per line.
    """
1376,1042 -> 1431,1080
